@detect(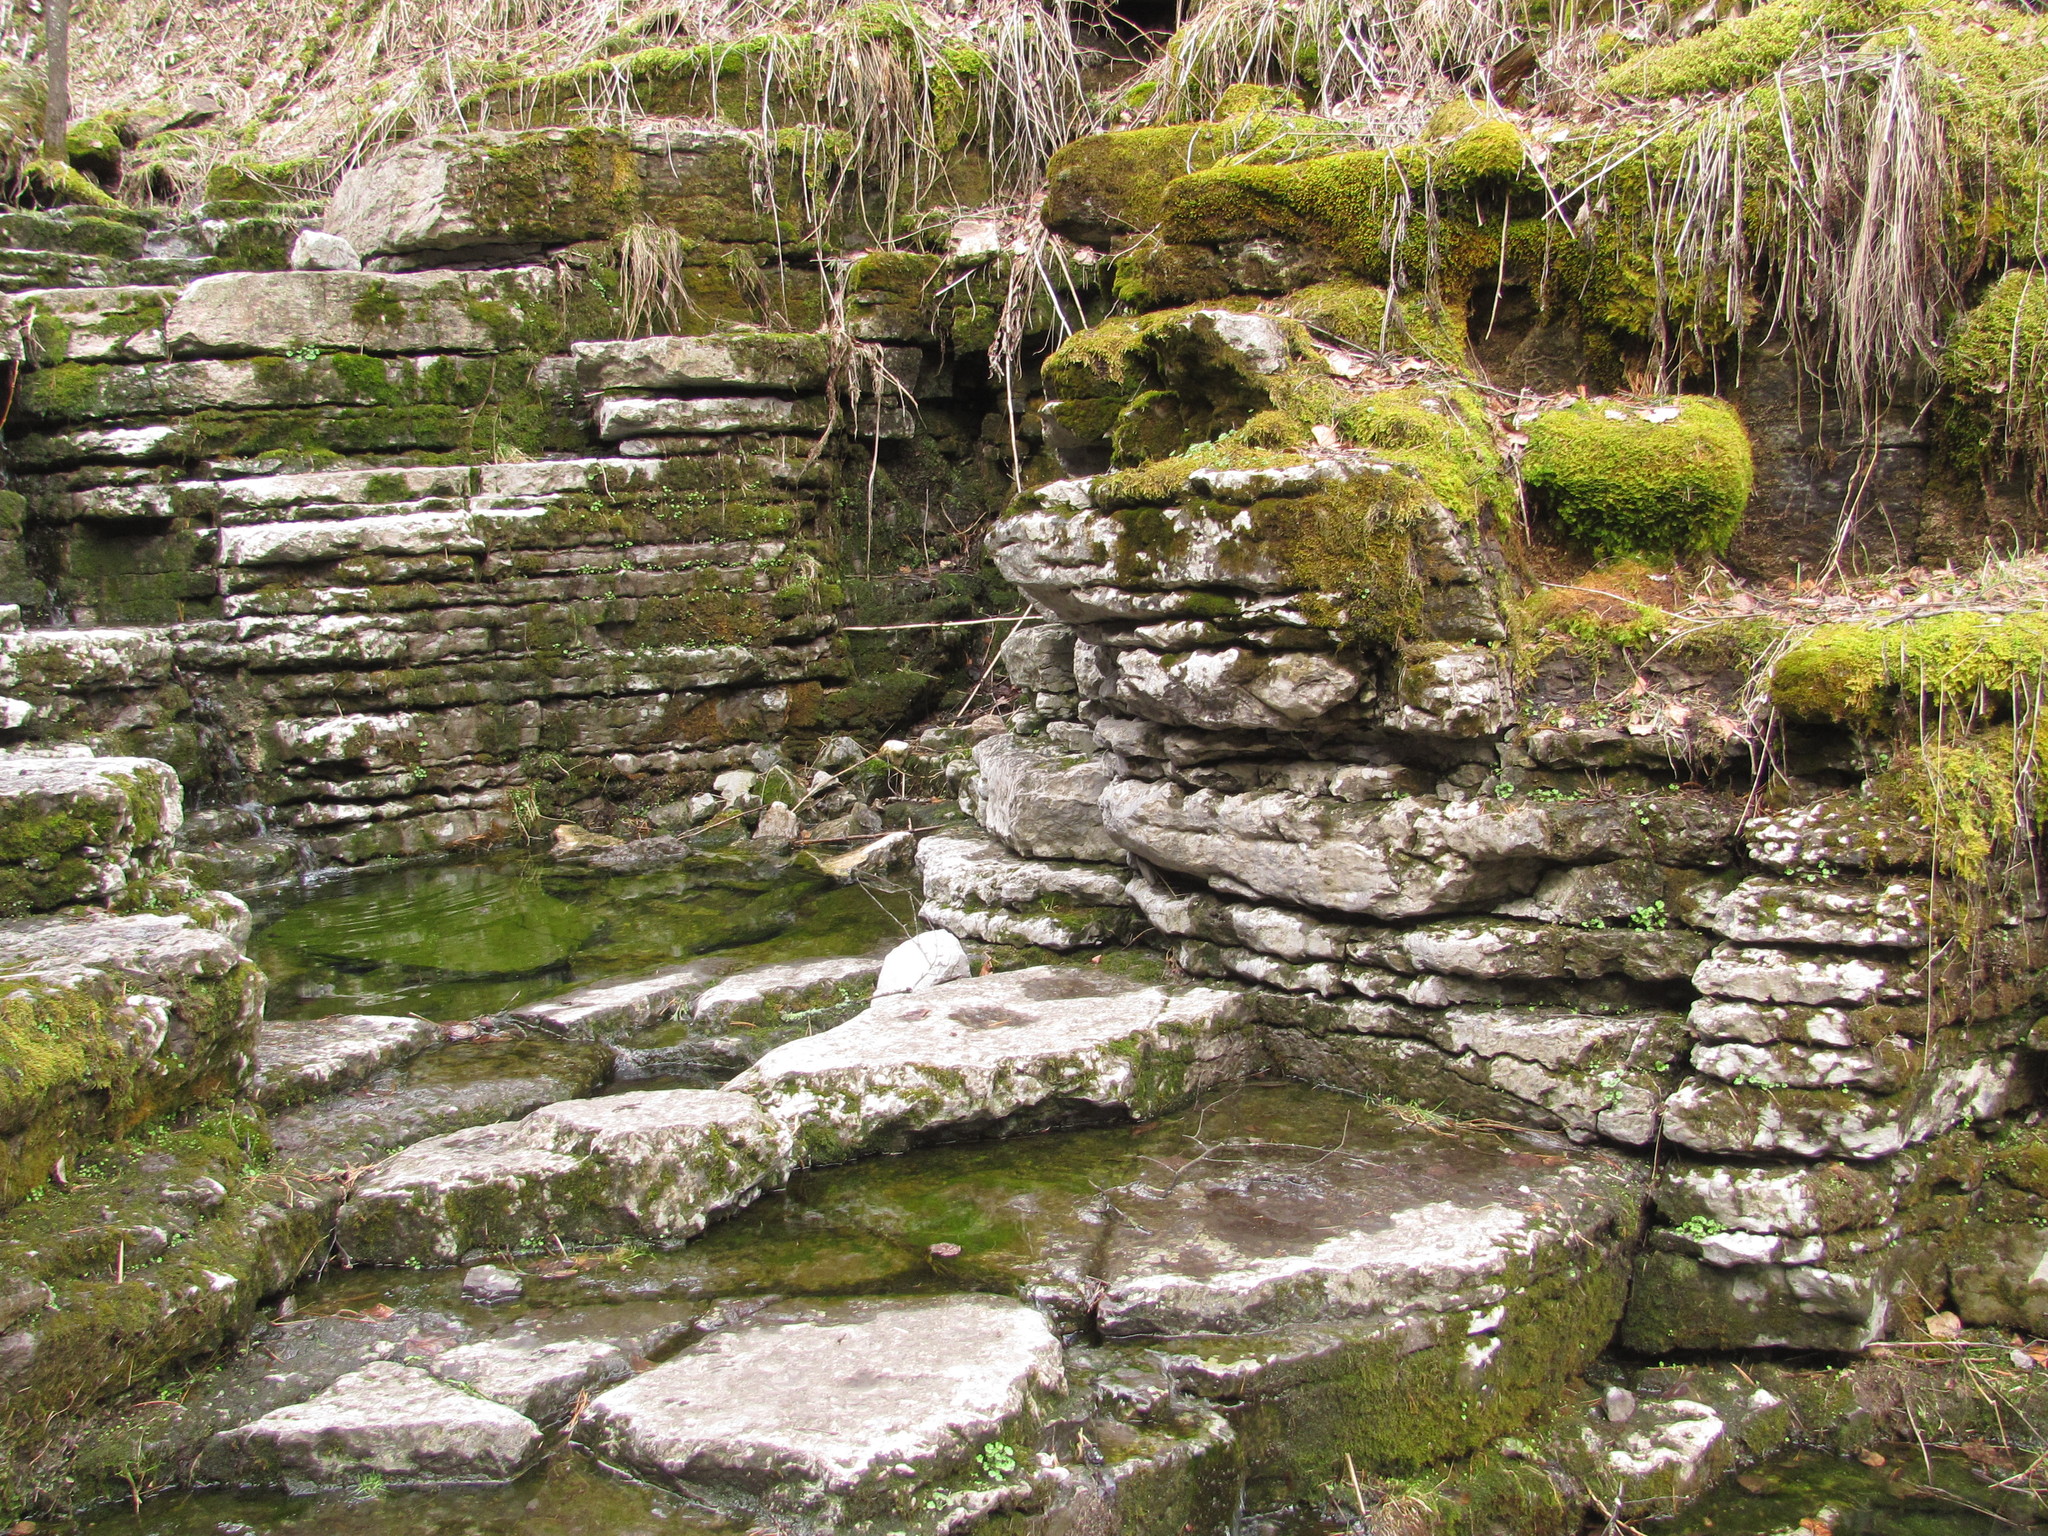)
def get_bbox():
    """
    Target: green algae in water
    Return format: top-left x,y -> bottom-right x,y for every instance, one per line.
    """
1666,1445 -> 2047,1533
249,850 -> 917,1022
57,1450 -> 736,1536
